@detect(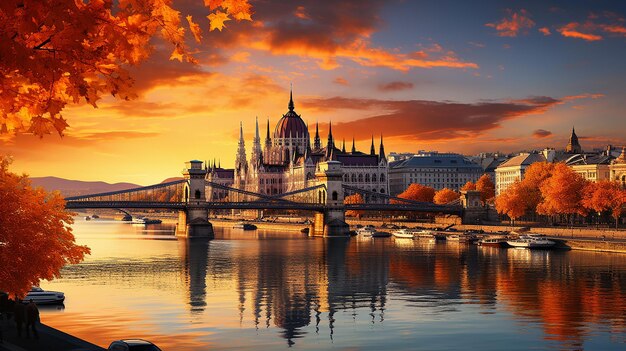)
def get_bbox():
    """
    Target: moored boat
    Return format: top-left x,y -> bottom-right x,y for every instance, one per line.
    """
478,237 -> 508,248
24,286 -> 65,305
415,229 -> 435,239
233,222 -> 257,230
132,217 -> 163,225
371,231 -> 391,238
356,226 -> 377,237
506,234 -> 555,249
85,216 -> 91,221
392,229 -> 416,239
